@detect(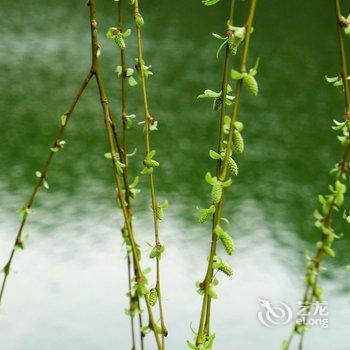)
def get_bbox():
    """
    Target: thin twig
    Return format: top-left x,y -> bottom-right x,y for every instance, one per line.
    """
88,1 -> 162,348
133,0 -> 168,346
196,0 -> 258,345
115,1 -> 144,348
0,69 -> 93,305
285,1 -> 350,348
